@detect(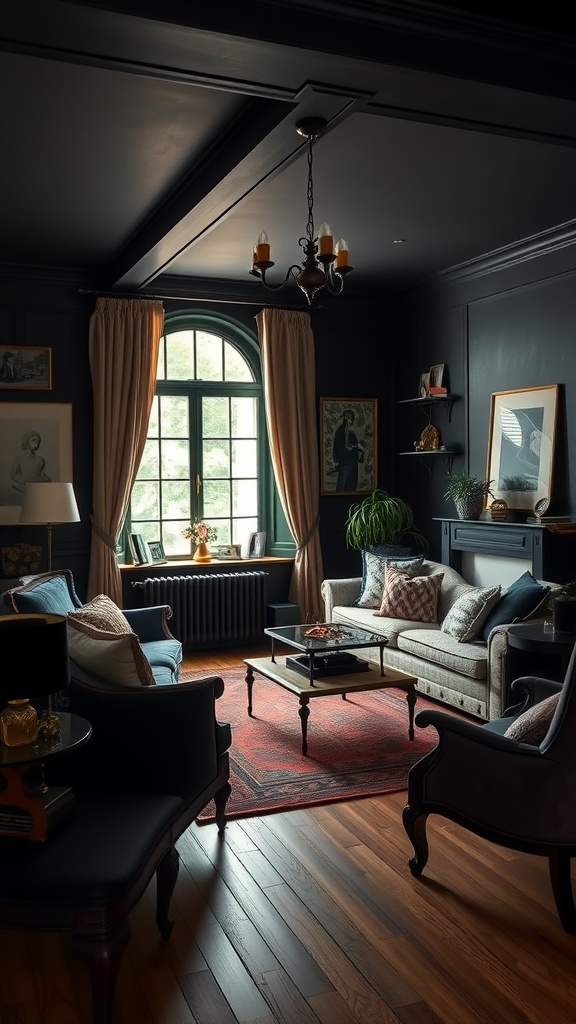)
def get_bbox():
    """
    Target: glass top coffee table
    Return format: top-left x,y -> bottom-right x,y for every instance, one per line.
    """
264,622 -> 388,685
244,623 -> 417,755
